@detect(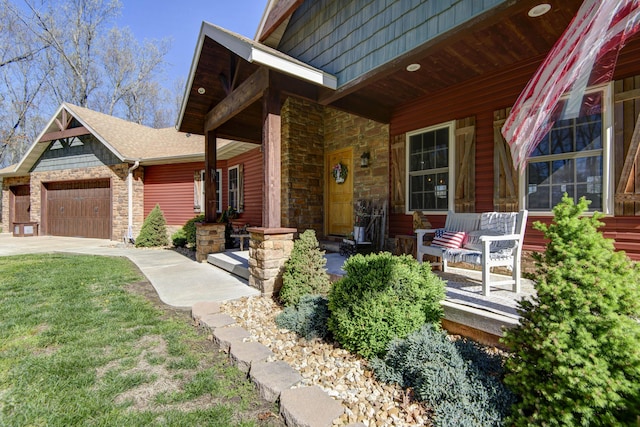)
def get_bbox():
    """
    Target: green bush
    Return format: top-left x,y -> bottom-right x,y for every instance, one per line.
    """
327,252 -> 445,359
183,214 -> 205,247
275,295 -> 330,340
135,204 -> 169,247
371,325 -> 515,427
171,228 -> 187,248
501,195 -> 640,426
279,230 -> 331,307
